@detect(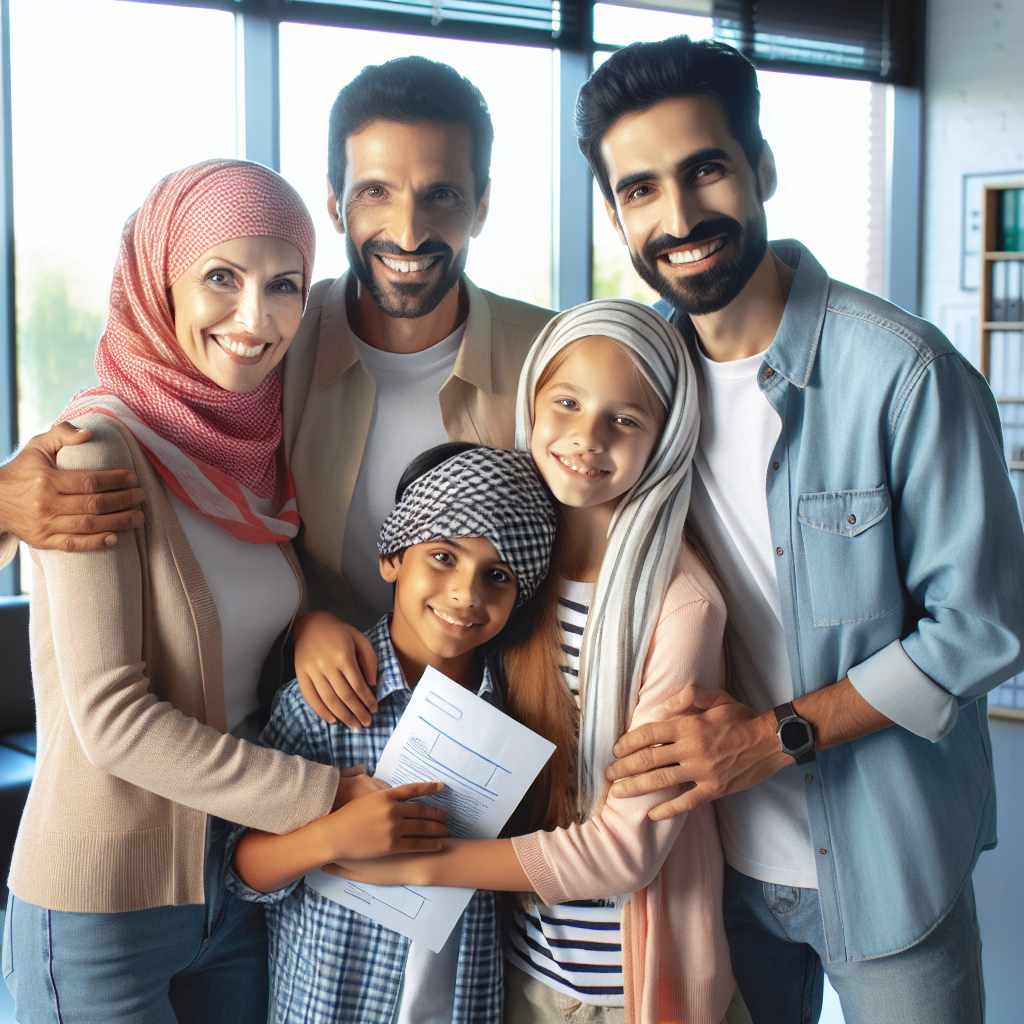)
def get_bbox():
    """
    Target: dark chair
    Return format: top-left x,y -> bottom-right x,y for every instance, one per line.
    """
0,596 -> 34,888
